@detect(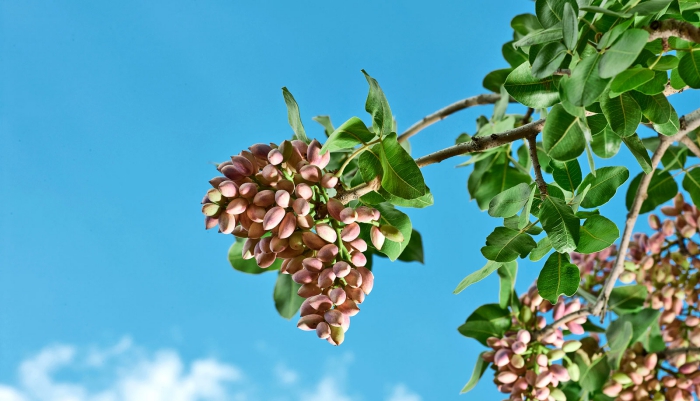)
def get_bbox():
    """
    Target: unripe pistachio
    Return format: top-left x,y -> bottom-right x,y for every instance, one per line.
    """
261,164 -> 280,182
219,180 -> 238,198
247,222 -> 266,239
317,268 -> 336,288
278,212 -> 297,239
380,225 -> 404,242
324,309 -> 344,326
328,325 -> 344,346
308,295 -> 333,311
226,198 -> 248,215
548,349 -> 565,361
207,188 -> 223,203
202,203 -> 221,217
295,183 -> 313,200
262,207 -> 285,230
511,341 -> 527,355
326,198 -> 344,220
205,216 -> 219,230
297,314 -> 324,331
549,364 -> 569,382
292,269 -> 317,284
296,214 -> 314,229
229,155 -> 255,177
270,236 -> 288,253
567,363 -> 580,381
321,173 -> 338,189
344,269 -> 363,288
339,207 -> 357,224
494,349 -> 511,367
219,213 -> 236,234
370,226 -> 386,249
517,330 -> 531,344
349,238 -> 368,252
316,322 -> 331,339
336,298 -> 360,316
534,387 -> 550,400
317,244 -> 339,263
255,251 -> 276,268
562,340 -> 582,353
232,226 -> 248,238
221,164 -> 244,181
315,224 -> 337,243
209,176 -> 228,188
357,266 -> 374,295
276,179 -> 295,193
302,232 -> 326,250
329,287 -> 347,305
497,371 -> 518,384
510,353 -> 525,369
350,251 -> 367,267
549,388 -> 566,401
355,206 -> 376,223
345,286 -> 365,303
239,183 -> 258,199
300,165 -> 321,183
302,257 -> 324,273
333,261 -> 352,278
341,223 -> 361,242
613,372 -> 632,385
267,148 -> 284,165
298,283 -> 322,298
276,246 -> 304,259
535,371 -> 552,388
